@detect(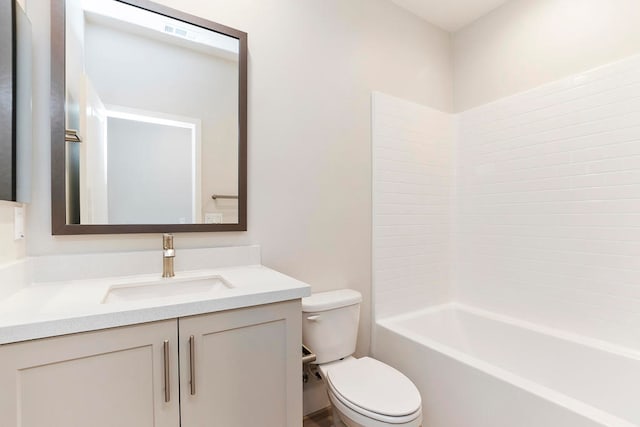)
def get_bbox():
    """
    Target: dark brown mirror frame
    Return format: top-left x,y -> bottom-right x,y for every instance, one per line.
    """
51,0 -> 247,235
